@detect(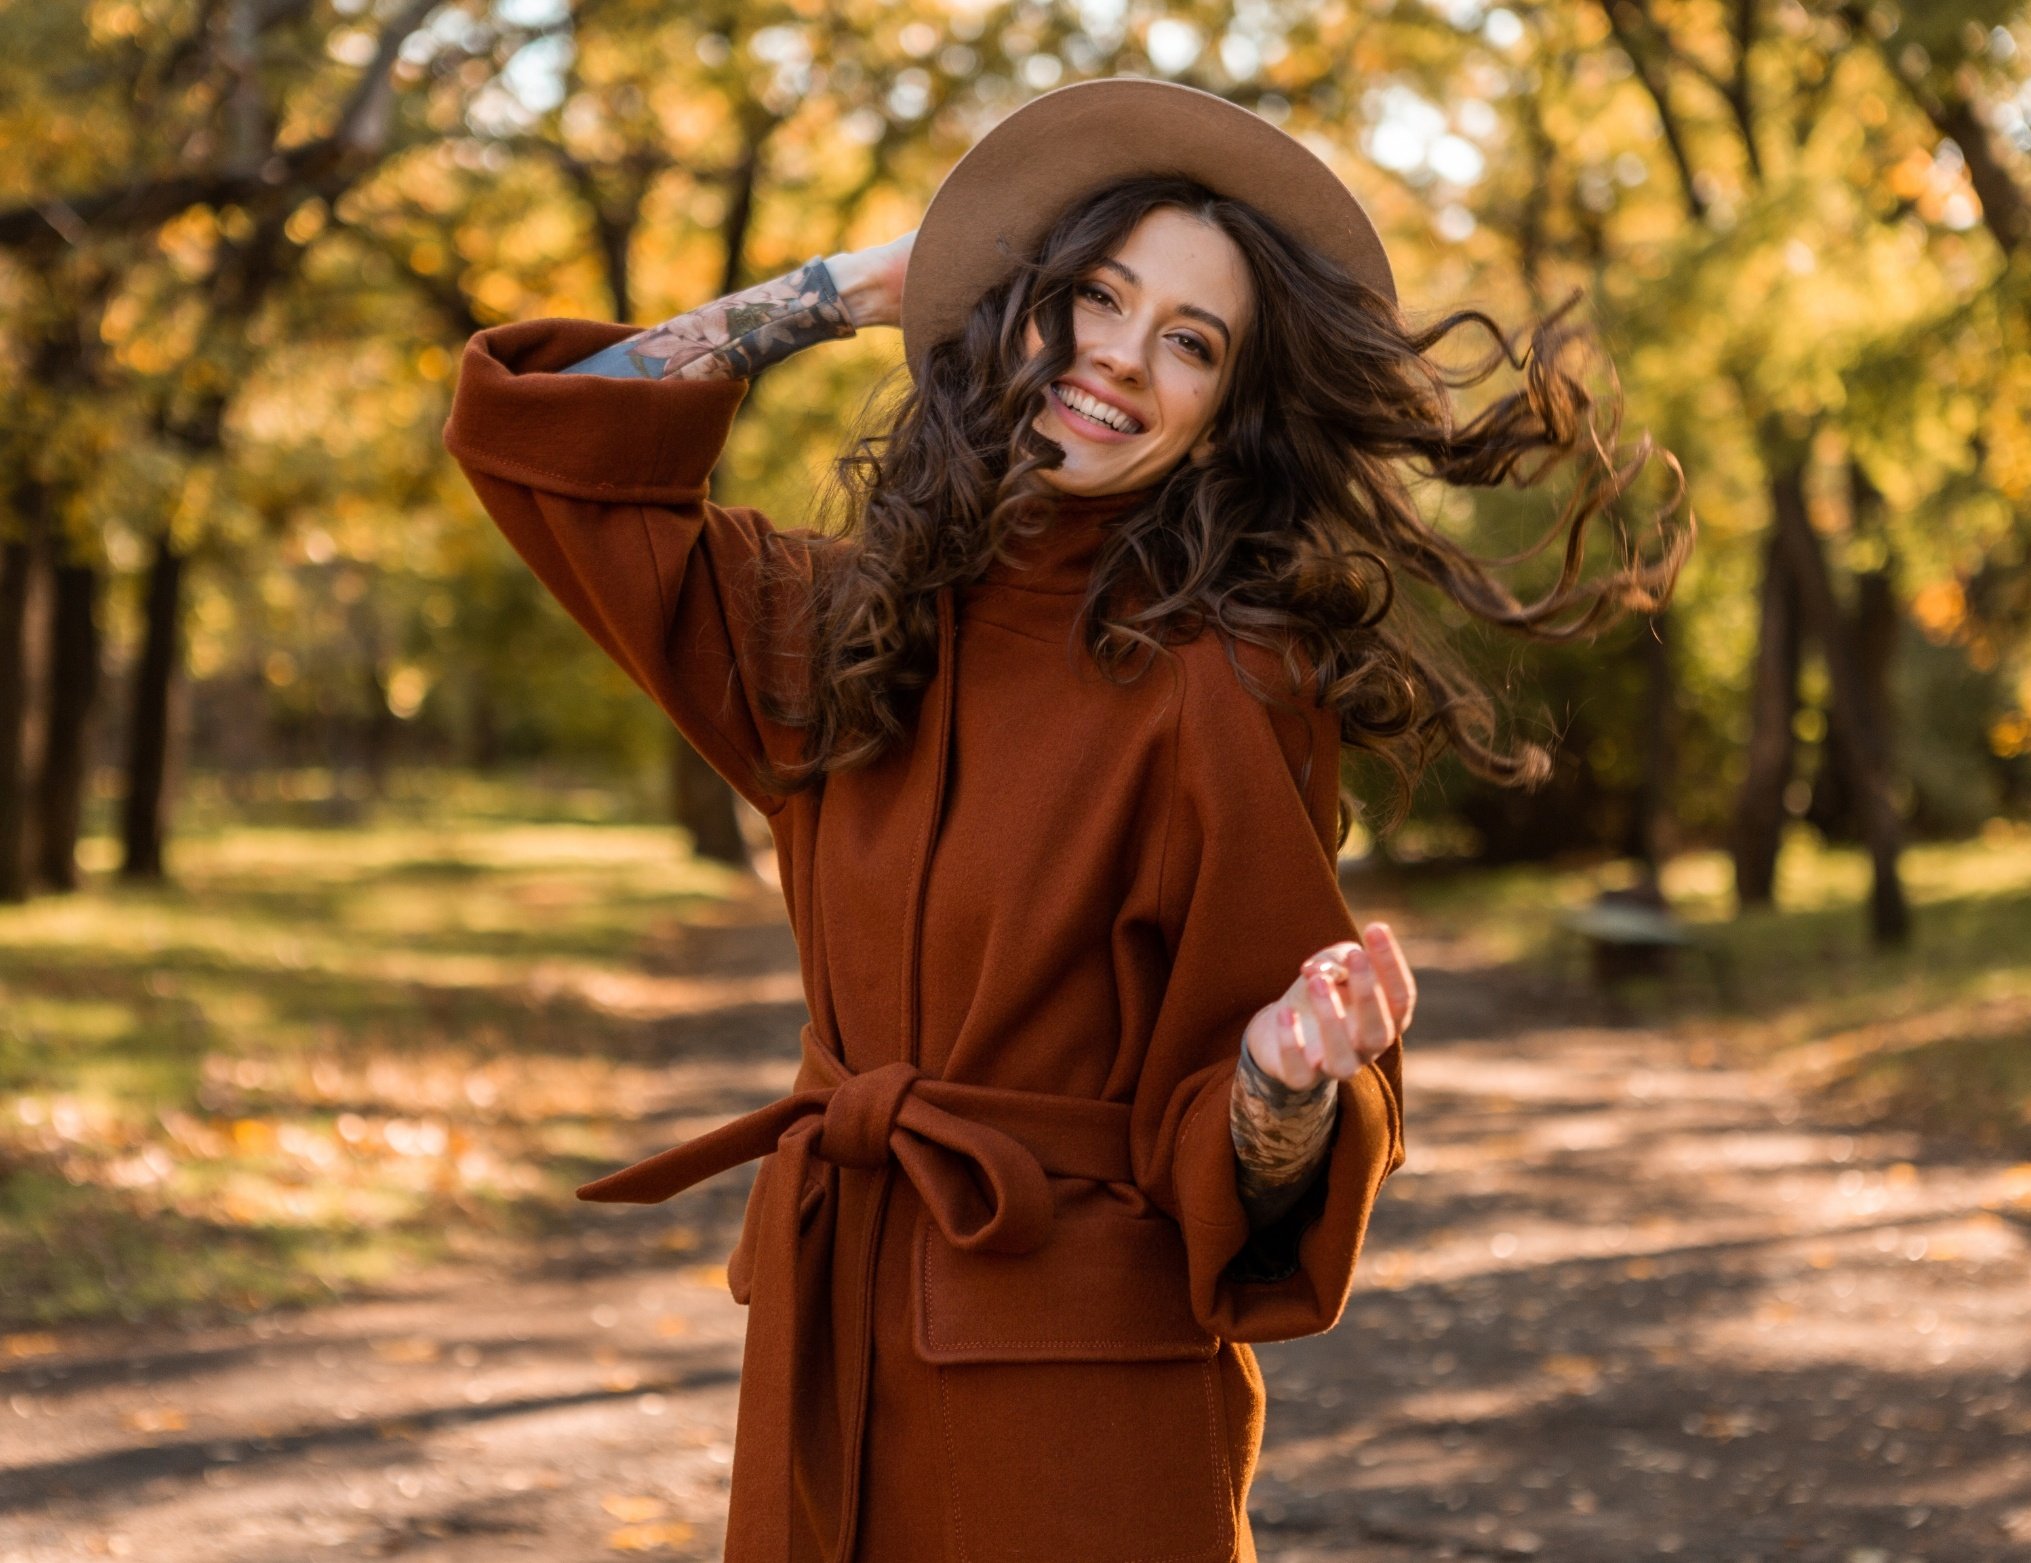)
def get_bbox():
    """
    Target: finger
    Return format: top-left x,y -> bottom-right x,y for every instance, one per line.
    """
1289,997 -> 1329,1074
1360,922 -> 1417,1033
1301,979 -> 1362,1079
1341,948 -> 1399,1063
1275,1004 -> 1317,1089
1301,941 -> 1362,979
